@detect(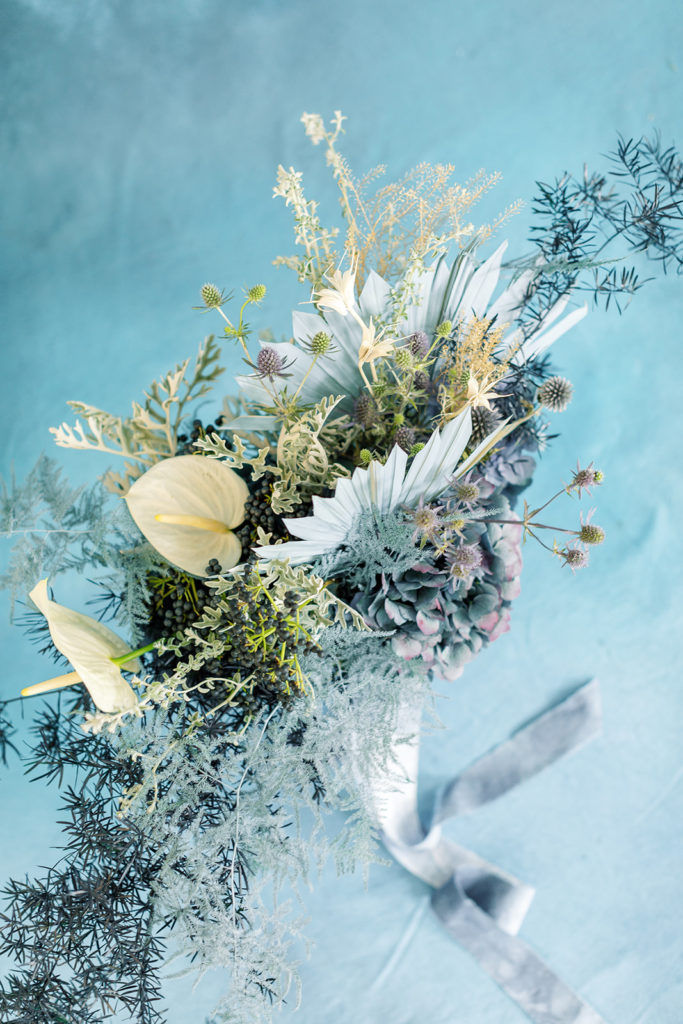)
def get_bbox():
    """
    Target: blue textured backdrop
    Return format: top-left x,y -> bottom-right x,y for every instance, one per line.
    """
1,1 -> 682,1021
